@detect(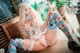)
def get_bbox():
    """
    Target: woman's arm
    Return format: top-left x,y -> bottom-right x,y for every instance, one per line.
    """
19,20 -> 28,39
